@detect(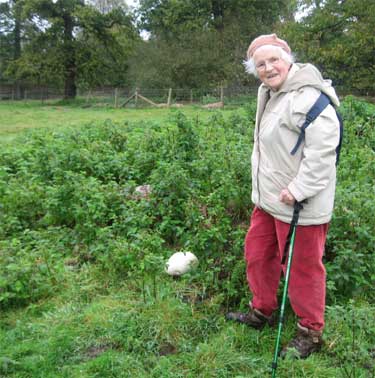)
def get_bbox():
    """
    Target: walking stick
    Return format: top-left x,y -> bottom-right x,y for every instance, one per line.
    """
271,201 -> 304,378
